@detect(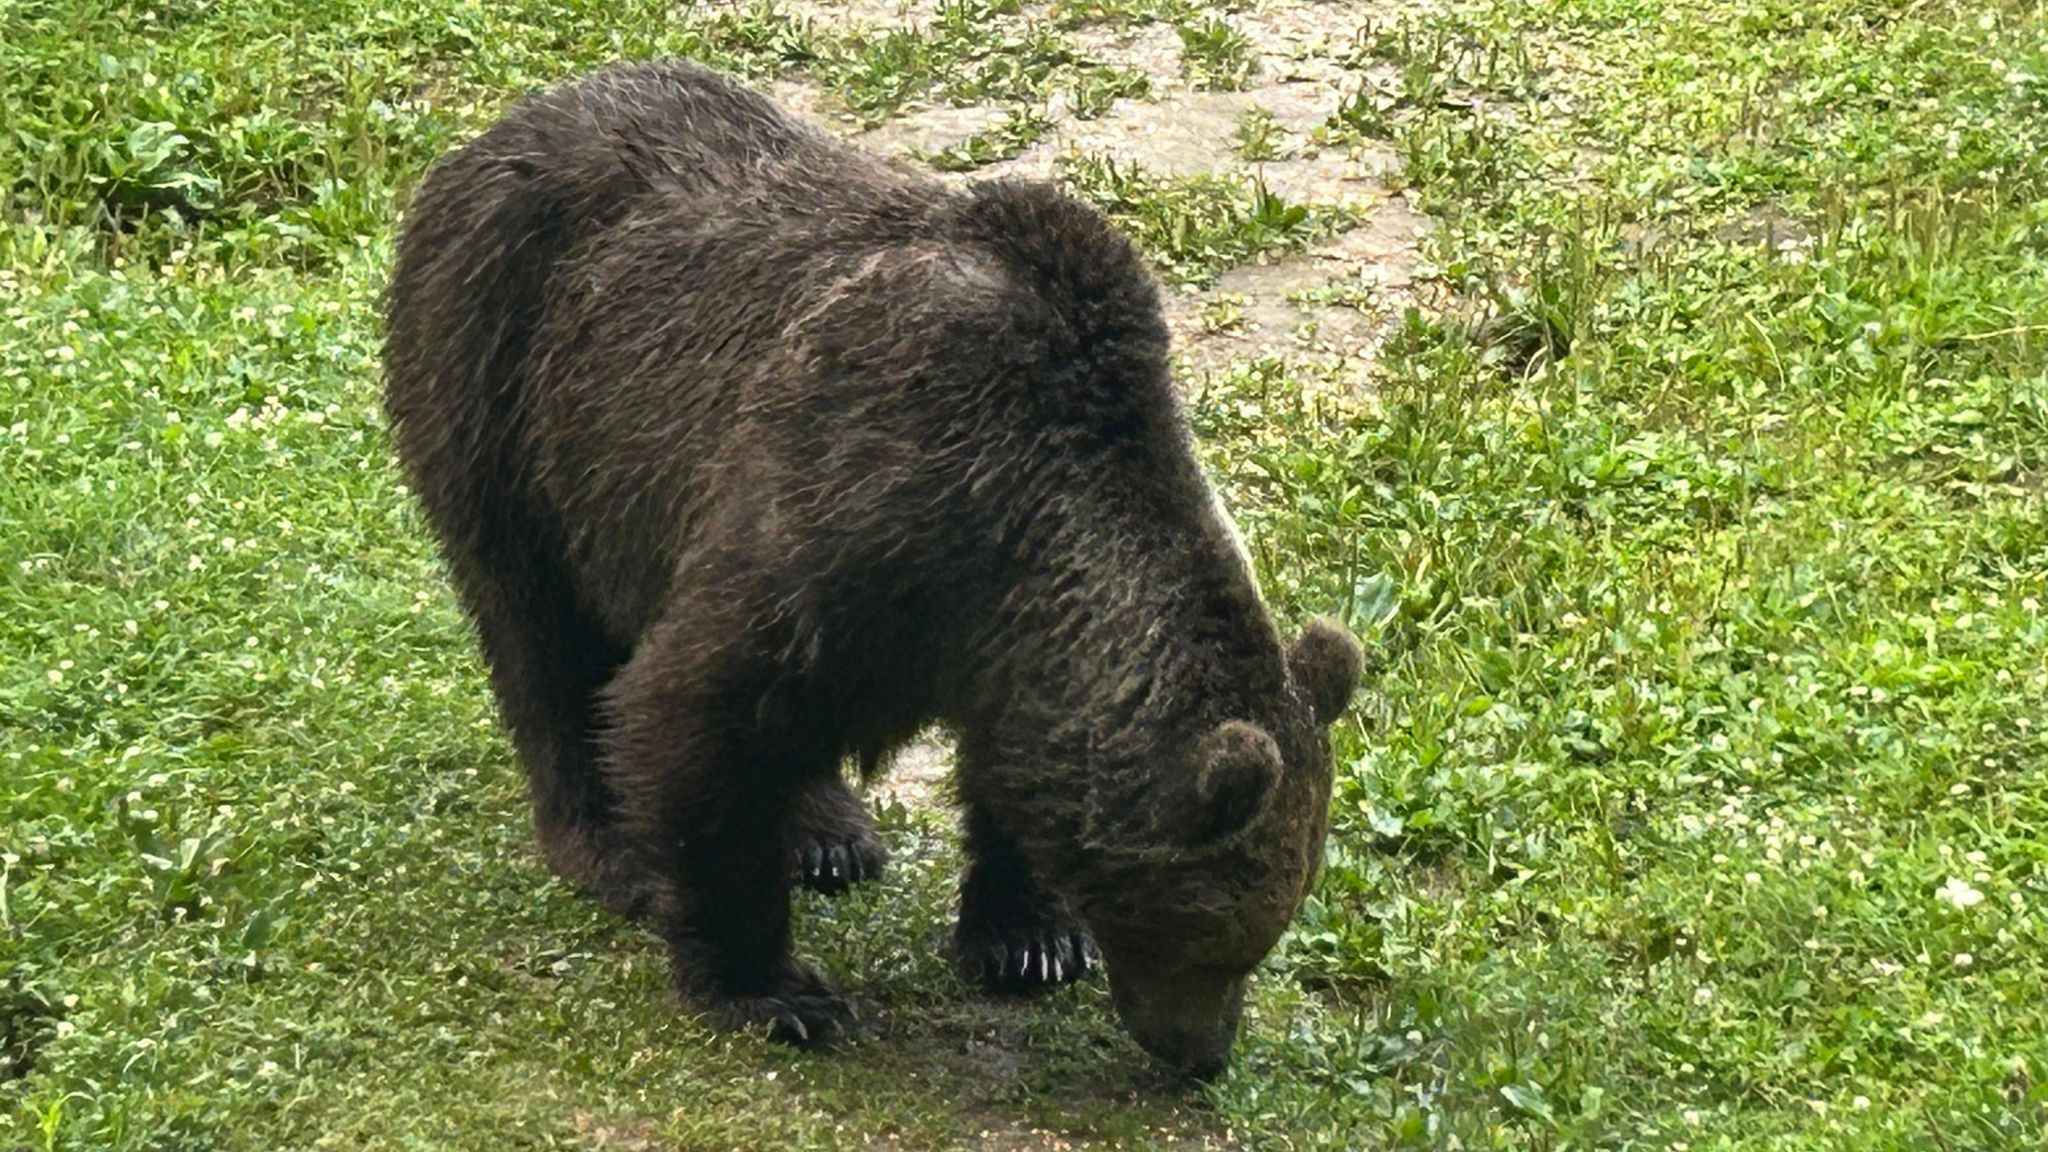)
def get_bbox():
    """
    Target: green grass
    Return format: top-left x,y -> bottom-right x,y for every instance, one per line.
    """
1059,156 -> 1336,287
1234,106 -> 1283,163
1177,18 -> 1257,92
5,0 -> 2048,1148
817,0 -> 1150,127
1050,0 -> 1198,29
914,106 -> 1054,172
